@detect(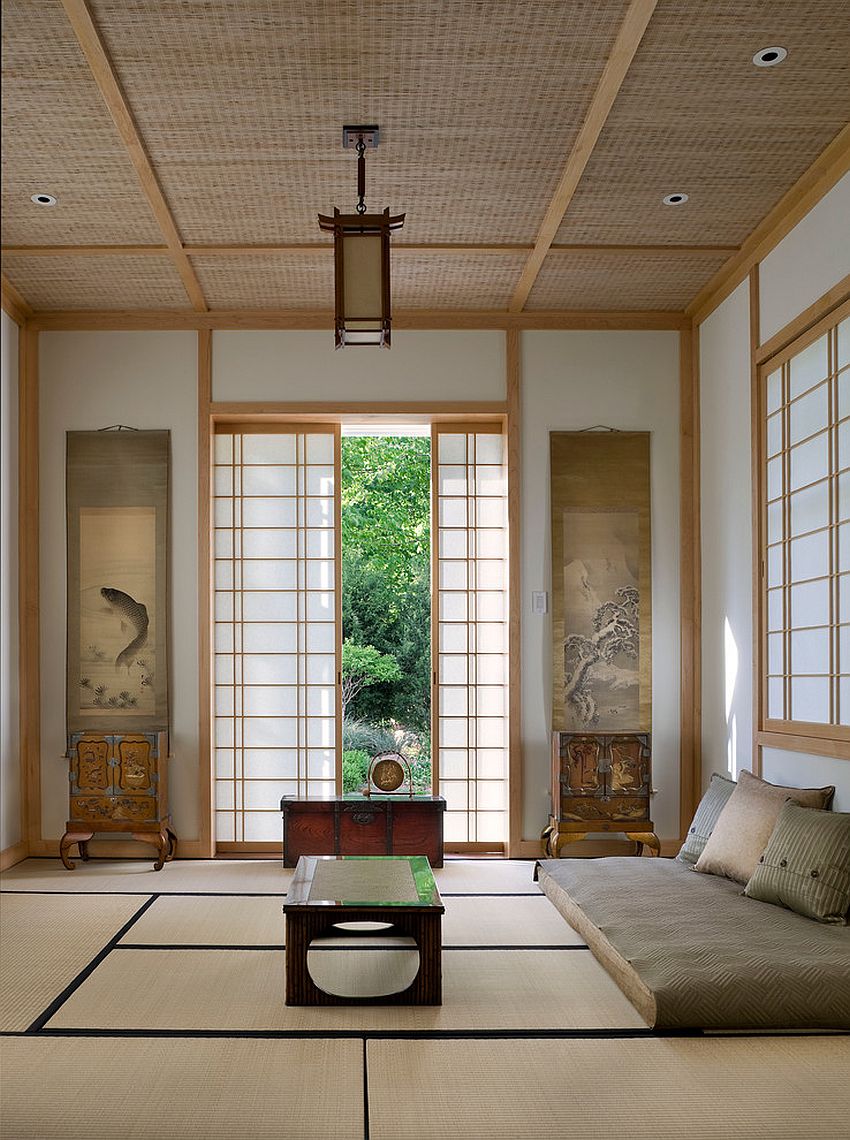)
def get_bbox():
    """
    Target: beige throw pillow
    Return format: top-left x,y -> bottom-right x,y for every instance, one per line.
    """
694,769 -> 834,884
